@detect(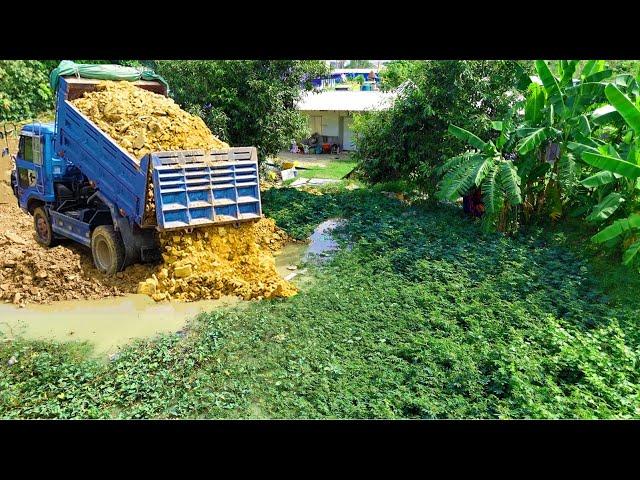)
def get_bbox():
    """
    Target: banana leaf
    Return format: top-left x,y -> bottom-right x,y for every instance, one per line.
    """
448,124 -> 487,151
592,213 -> 640,243
525,83 -> 545,125
580,60 -> 604,78
581,60 -> 599,79
535,60 -> 565,113
559,60 -> 579,86
583,69 -> 612,83
586,193 -> 625,222
605,84 -> 640,134
582,152 -> 640,179
623,240 -> 640,265
580,170 -> 621,188
517,128 -> 549,155
575,115 -> 591,137
514,62 -> 532,90
591,105 -> 622,126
